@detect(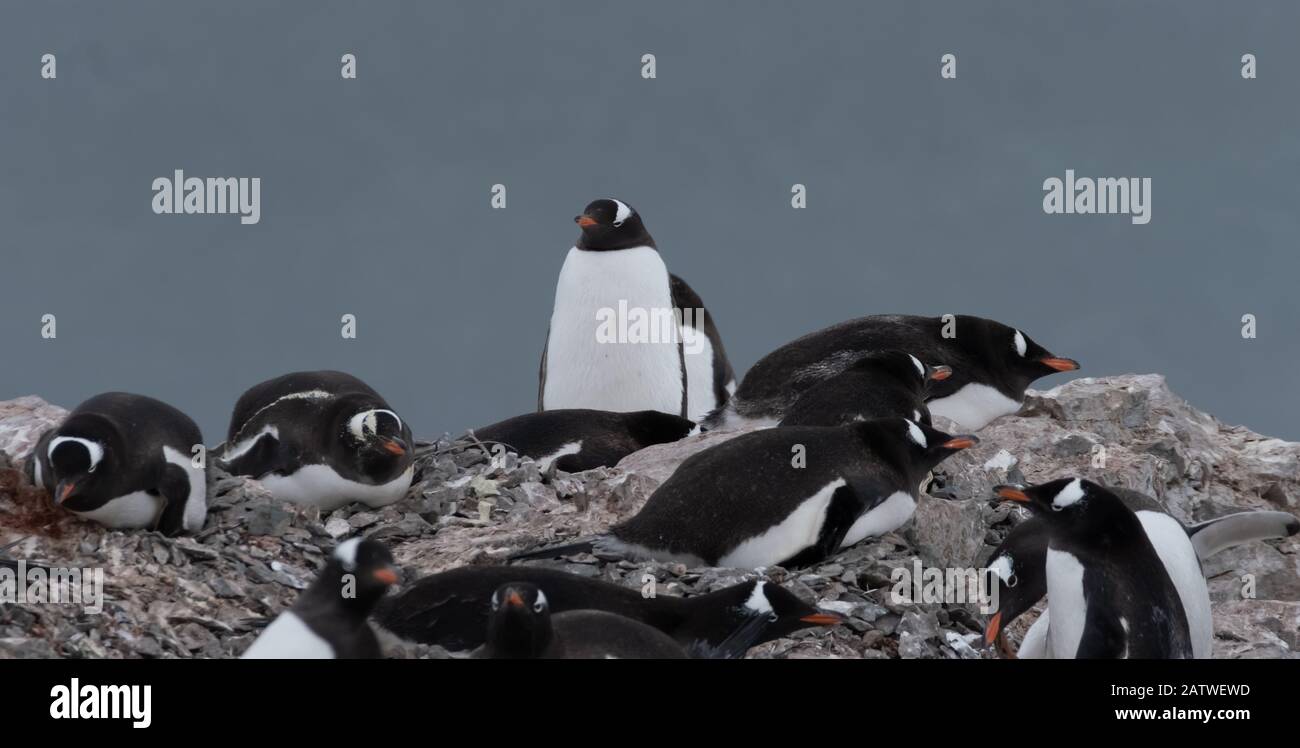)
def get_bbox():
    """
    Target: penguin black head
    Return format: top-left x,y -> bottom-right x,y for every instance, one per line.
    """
855,350 -> 952,396
982,520 -> 1049,657
45,414 -> 121,511
486,582 -> 553,658
993,477 -> 1101,517
683,580 -> 844,658
325,537 -> 399,611
332,395 -> 413,482
858,418 -> 979,479
940,316 -> 1079,400
574,198 -> 655,251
